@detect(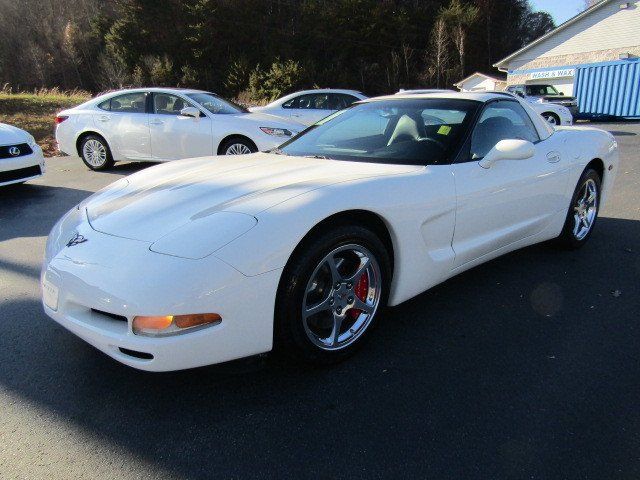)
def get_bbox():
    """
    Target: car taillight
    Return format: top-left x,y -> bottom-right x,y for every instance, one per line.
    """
55,115 -> 69,124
